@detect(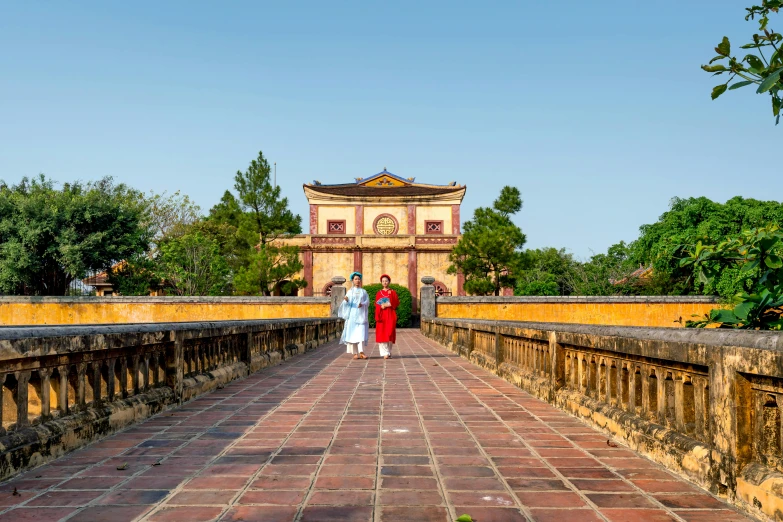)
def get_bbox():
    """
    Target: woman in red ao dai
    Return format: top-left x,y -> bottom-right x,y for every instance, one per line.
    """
374,274 -> 399,359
